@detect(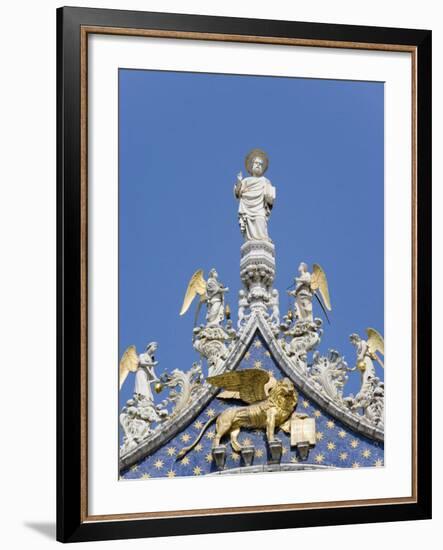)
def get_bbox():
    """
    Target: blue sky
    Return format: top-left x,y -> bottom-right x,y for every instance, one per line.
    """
118,68 -> 384,409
